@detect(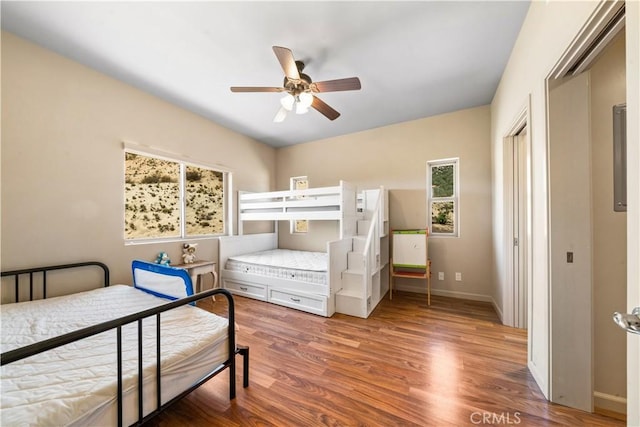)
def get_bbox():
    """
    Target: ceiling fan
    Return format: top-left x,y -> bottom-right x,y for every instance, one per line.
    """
230,46 -> 361,122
